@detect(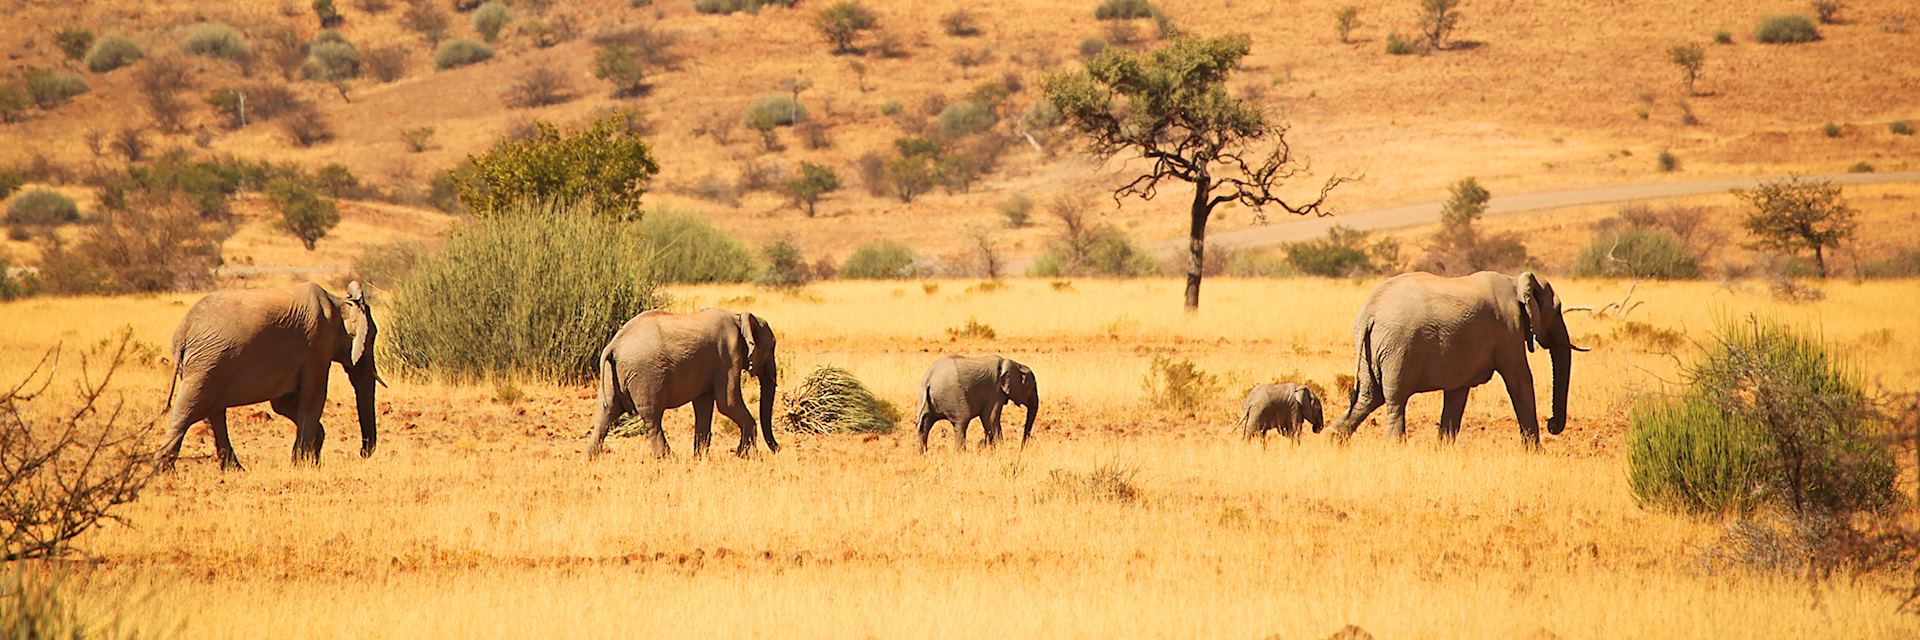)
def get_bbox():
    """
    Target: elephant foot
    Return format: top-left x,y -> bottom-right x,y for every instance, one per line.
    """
734,446 -> 752,458
219,457 -> 246,472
